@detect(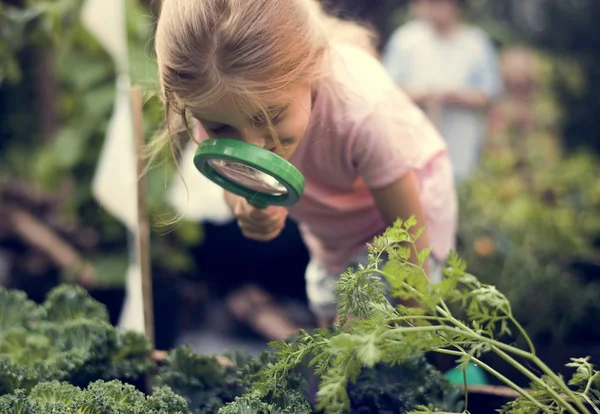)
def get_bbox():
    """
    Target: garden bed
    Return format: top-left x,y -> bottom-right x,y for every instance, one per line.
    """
2,220 -> 600,413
